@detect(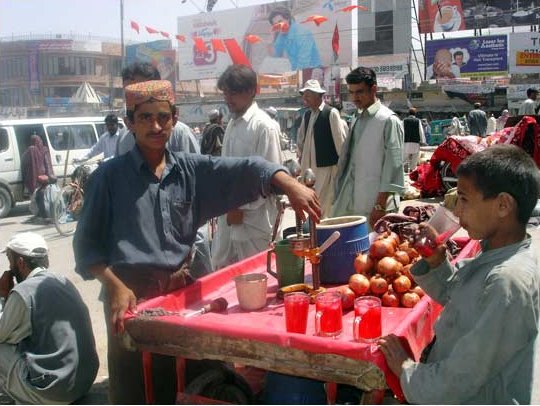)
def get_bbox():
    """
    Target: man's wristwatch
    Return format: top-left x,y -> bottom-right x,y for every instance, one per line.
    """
373,204 -> 388,212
